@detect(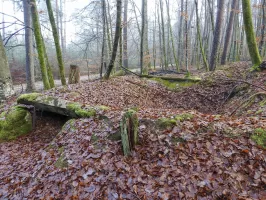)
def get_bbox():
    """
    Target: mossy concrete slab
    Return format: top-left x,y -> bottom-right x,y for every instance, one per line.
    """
0,106 -> 32,141
17,93 -> 109,118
